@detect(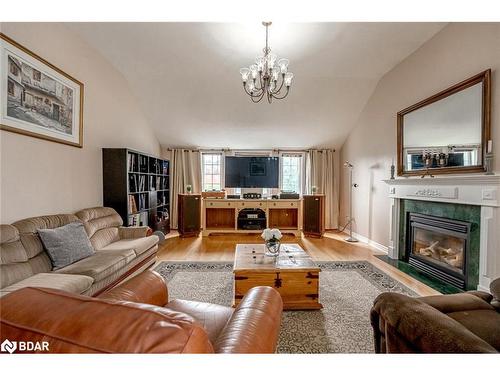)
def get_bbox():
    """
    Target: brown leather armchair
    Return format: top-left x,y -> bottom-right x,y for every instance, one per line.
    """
370,278 -> 500,353
0,271 -> 283,353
